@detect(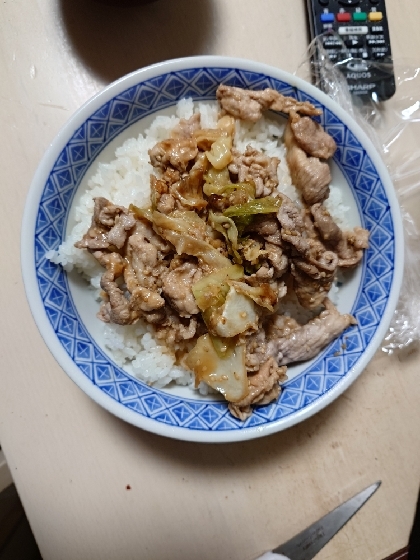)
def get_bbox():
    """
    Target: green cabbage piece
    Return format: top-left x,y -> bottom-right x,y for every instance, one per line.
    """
129,204 -> 153,222
203,181 -> 255,199
151,210 -> 231,271
185,334 -> 248,402
223,196 -> 282,219
192,265 -> 244,311
209,334 -> 237,359
208,211 -> 242,264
